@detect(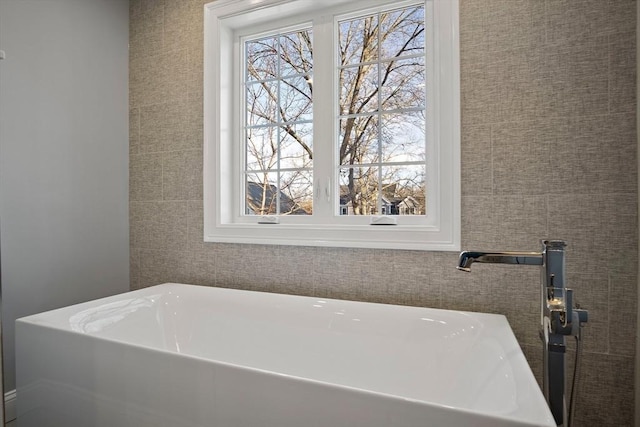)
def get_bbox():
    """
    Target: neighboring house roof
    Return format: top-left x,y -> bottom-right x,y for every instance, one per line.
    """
246,181 -> 309,215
